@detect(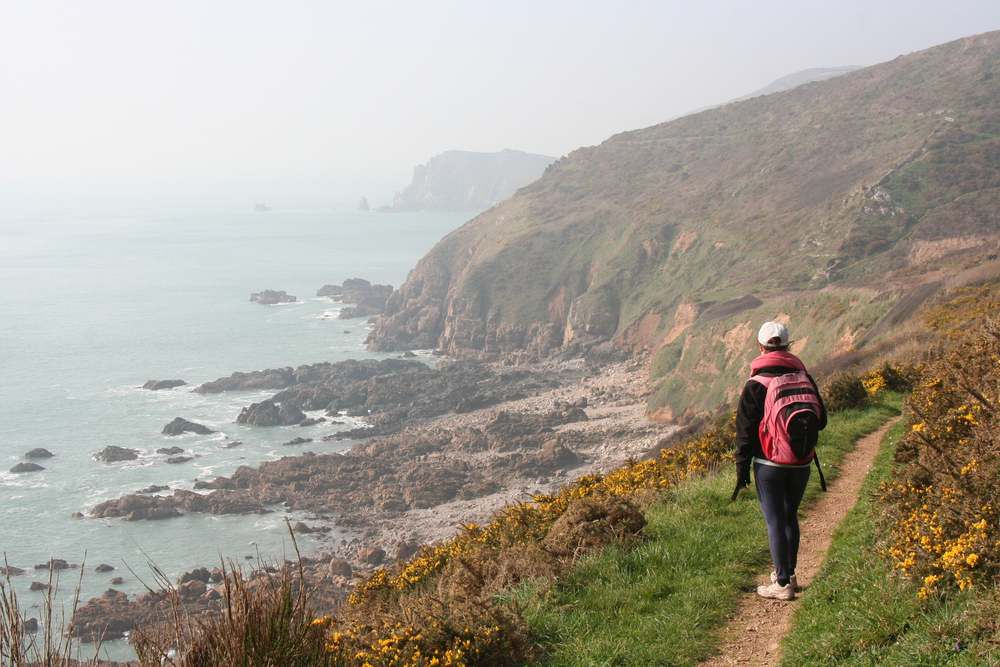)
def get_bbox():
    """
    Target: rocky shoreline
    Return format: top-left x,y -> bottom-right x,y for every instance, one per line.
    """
71,355 -> 676,642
